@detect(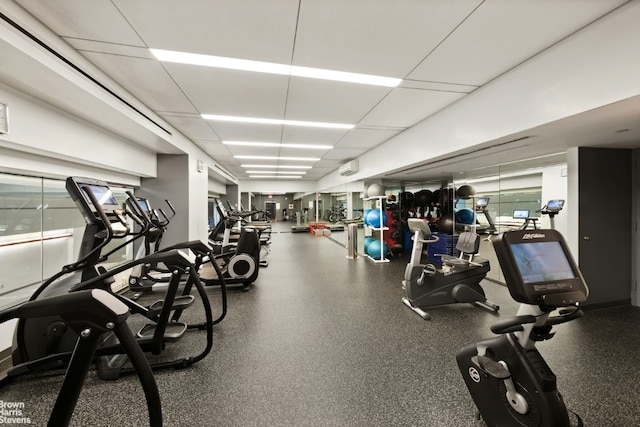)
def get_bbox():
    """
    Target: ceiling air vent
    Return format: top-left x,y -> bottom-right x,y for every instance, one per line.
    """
339,160 -> 359,176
